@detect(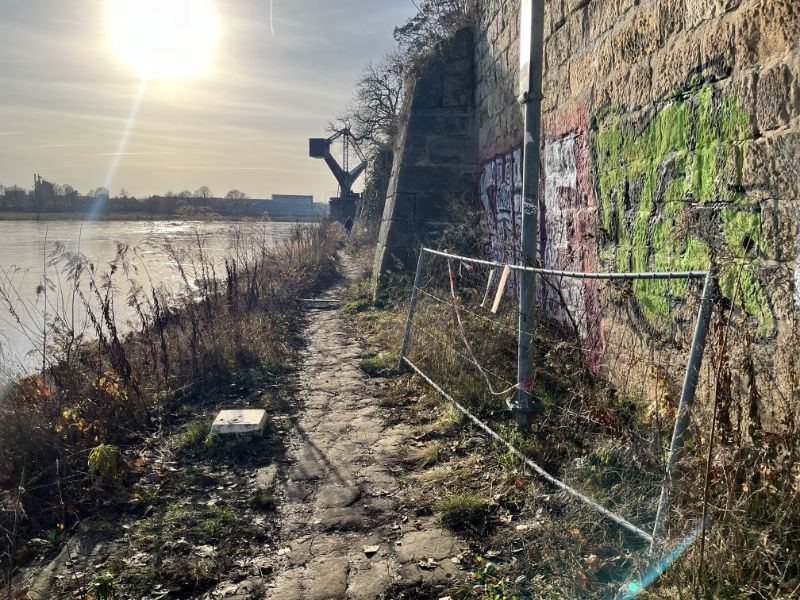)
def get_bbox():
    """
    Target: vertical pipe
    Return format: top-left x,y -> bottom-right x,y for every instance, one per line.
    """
651,268 -> 715,551
397,248 -> 426,373
515,0 -> 546,423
